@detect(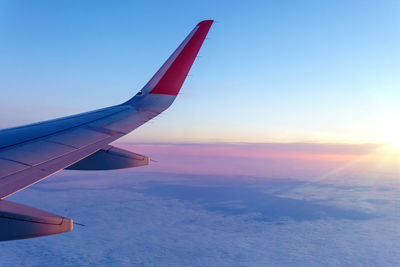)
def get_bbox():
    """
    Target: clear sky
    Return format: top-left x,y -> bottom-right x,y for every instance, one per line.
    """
1,0 -> 400,144
2,3 -> 400,262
